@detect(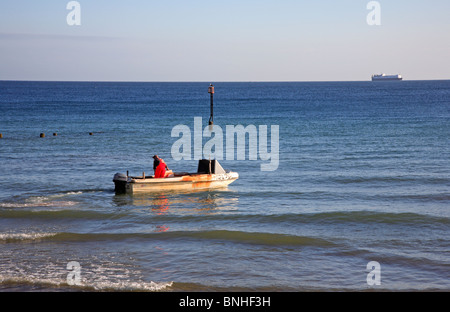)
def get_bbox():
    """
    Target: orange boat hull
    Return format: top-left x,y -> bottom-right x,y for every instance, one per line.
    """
118,172 -> 239,194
